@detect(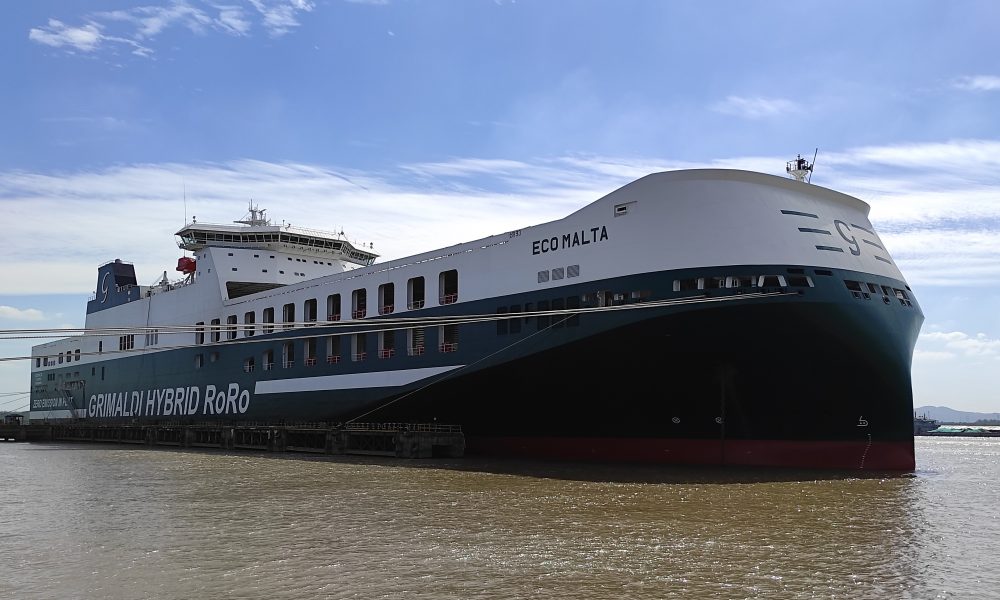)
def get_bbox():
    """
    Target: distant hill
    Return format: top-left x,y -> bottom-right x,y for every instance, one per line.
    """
915,406 -> 1000,424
